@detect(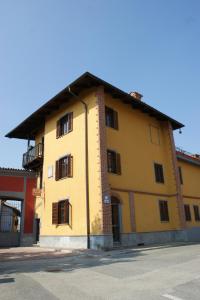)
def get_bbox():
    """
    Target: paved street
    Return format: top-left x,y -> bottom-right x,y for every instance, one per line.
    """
1,243 -> 200,300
